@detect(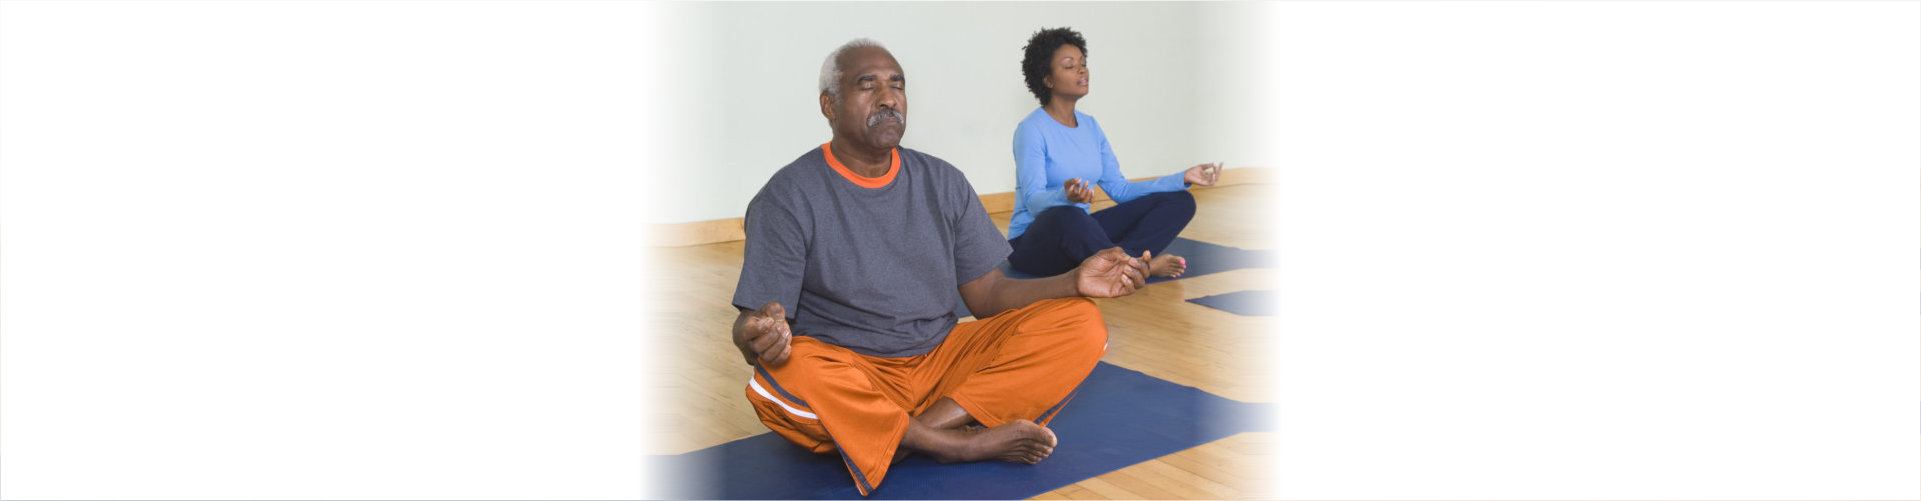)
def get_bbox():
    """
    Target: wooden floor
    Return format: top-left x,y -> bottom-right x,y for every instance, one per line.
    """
645,183 -> 1277,499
